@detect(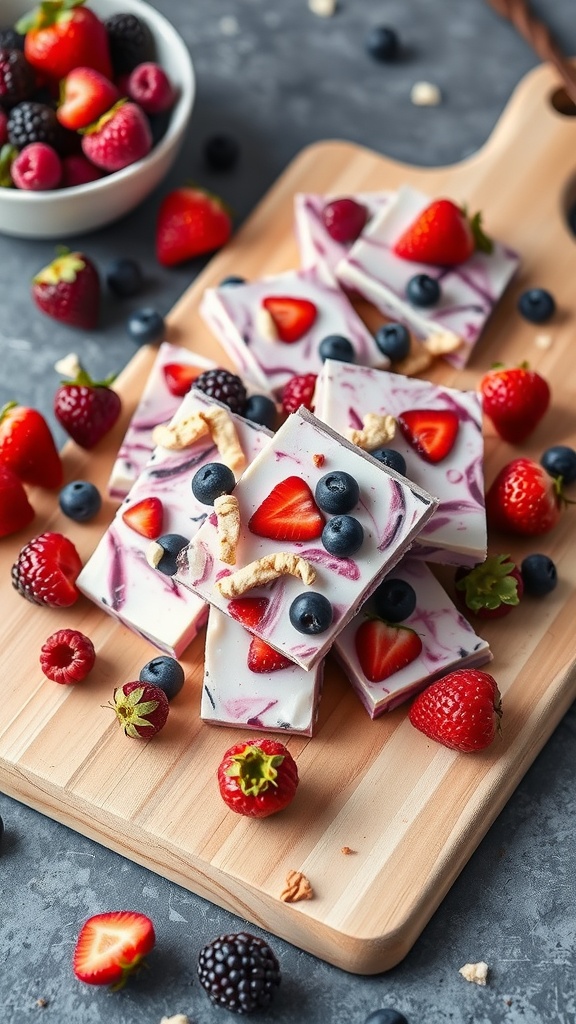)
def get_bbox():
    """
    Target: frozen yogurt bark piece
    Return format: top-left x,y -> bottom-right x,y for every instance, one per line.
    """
333,558 -> 491,718
77,390 -> 272,656
314,360 -> 486,566
202,606 -> 323,736
108,342 -> 216,499
175,407 -> 437,670
336,185 -> 520,368
295,192 -> 394,273
200,263 -> 389,398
